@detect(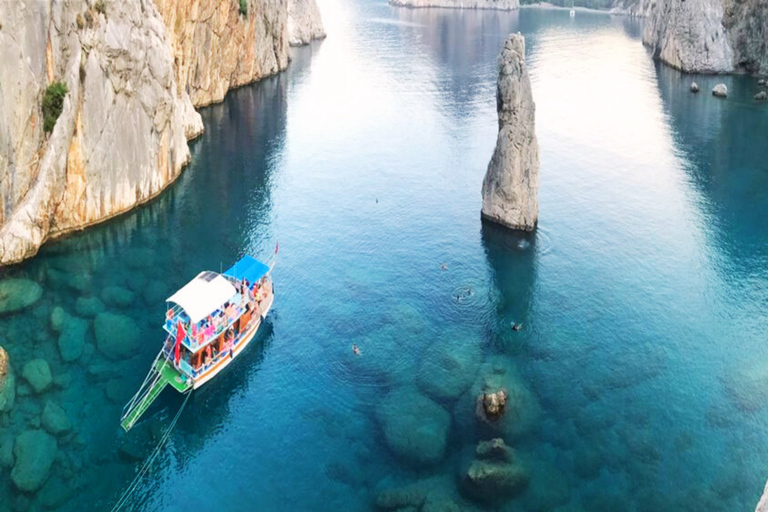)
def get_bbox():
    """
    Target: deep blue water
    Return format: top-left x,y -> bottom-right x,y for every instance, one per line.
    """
2,3 -> 768,512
